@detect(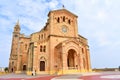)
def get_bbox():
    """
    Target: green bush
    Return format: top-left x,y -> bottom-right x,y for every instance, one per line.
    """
4,67 -> 8,72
